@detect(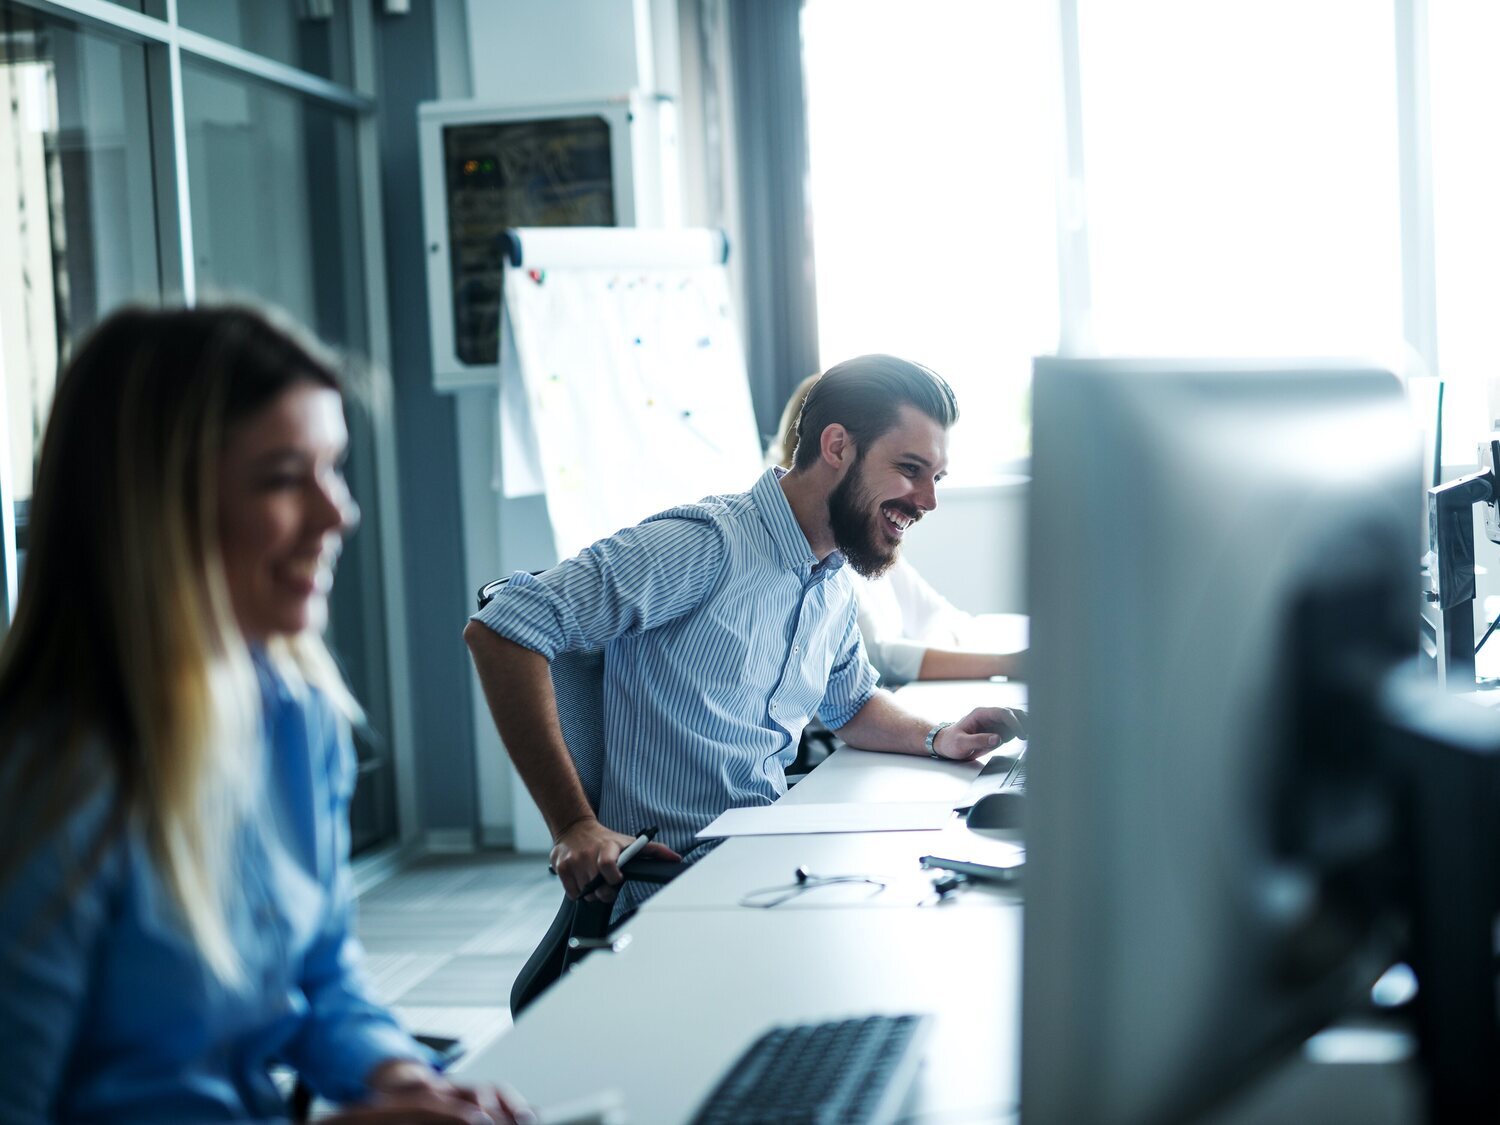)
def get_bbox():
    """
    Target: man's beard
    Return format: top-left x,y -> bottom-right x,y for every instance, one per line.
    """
828,455 -> 913,579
